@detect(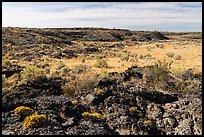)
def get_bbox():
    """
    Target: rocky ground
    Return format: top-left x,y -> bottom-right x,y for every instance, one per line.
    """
2,66 -> 202,135
2,27 -> 202,135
